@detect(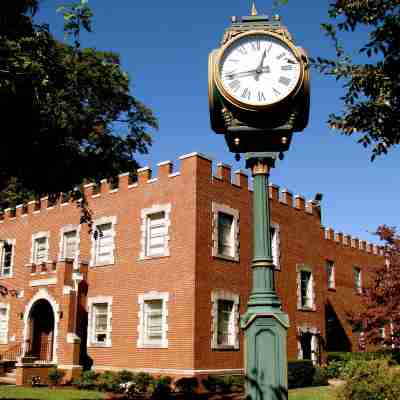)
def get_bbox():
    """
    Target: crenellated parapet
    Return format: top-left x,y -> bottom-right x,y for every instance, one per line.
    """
322,226 -> 384,256
0,152 -> 384,257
